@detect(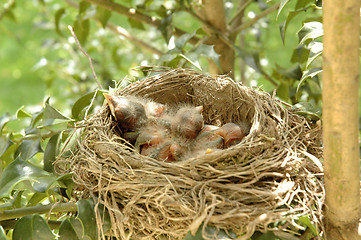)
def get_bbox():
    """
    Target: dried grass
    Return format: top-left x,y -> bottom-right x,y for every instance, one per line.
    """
57,68 -> 324,240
